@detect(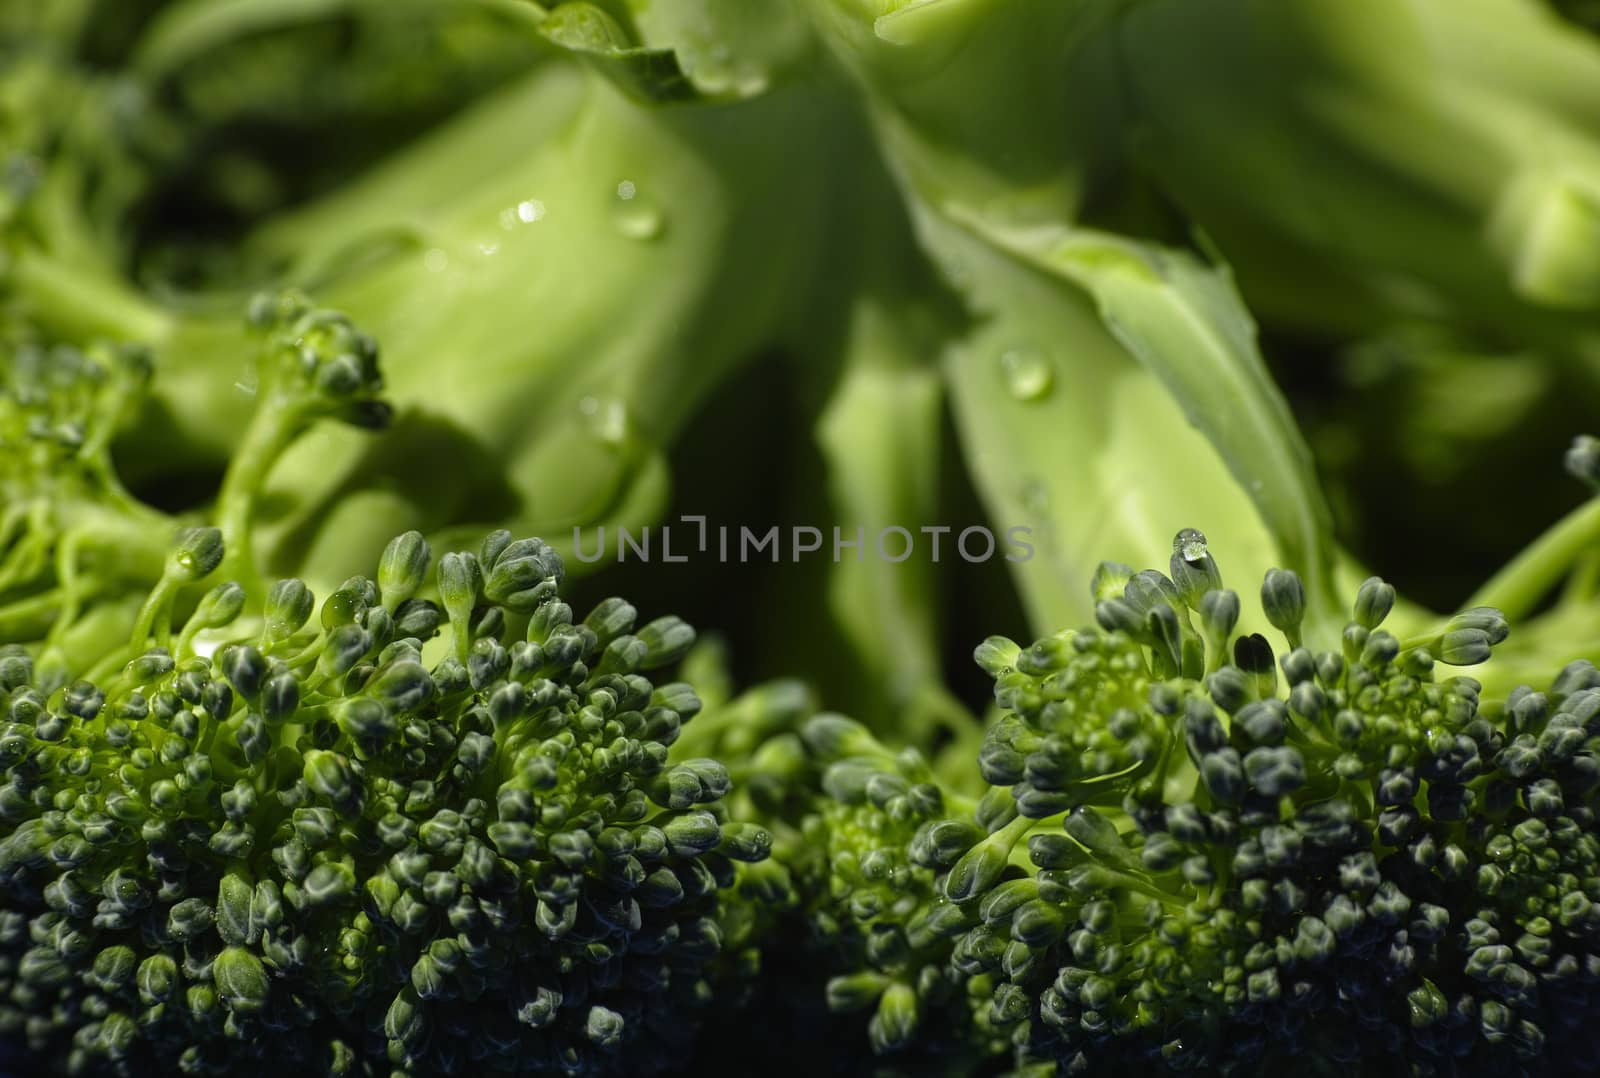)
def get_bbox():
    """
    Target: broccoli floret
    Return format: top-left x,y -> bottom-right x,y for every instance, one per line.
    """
0,292 -> 388,684
711,530 -> 1600,1075
0,527 -> 770,1076
957,534 -> 1600,1073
